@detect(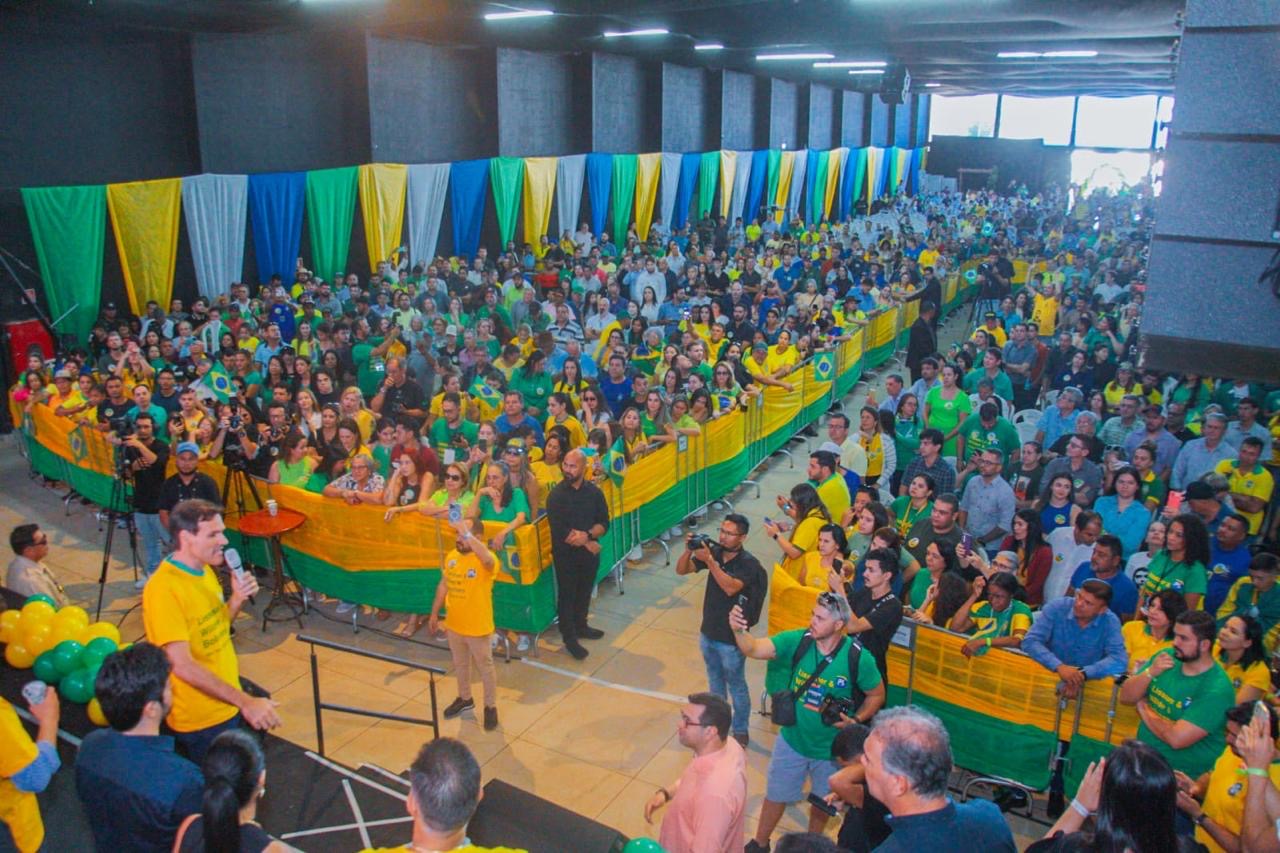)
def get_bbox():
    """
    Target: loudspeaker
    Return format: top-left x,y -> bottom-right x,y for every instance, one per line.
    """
879,65 -> 910,105
469,779 -> 628,853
